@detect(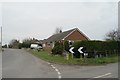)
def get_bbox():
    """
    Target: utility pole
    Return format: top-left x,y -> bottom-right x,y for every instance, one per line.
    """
1,26 -> 2,51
